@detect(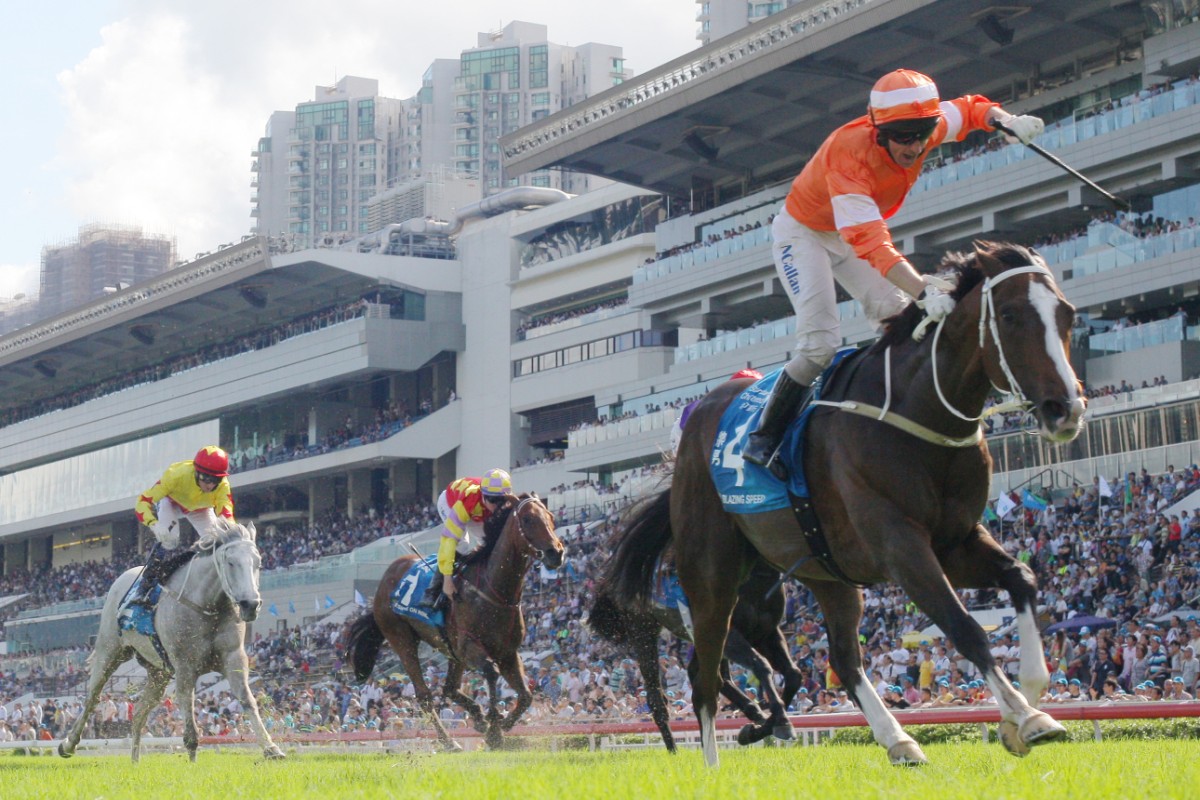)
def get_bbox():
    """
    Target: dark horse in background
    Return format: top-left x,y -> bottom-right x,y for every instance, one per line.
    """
349,494 -> 565,750
609,243 -> 1086,767
590,548 -> 802,752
